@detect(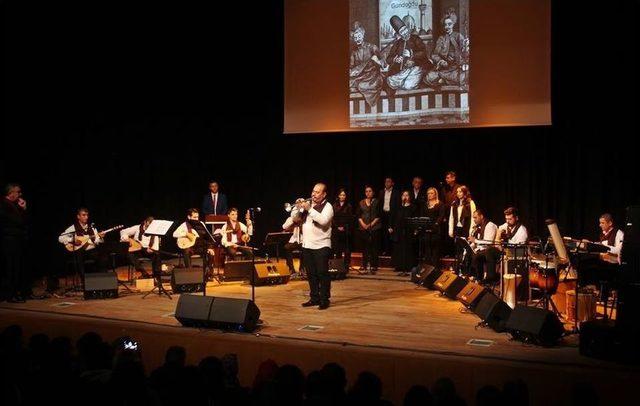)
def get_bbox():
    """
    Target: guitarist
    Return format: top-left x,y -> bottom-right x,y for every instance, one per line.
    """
120,216 -> 161,278
220,208 -> 254,259
58,208 -> 108,274
172,208 -> 215,269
